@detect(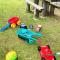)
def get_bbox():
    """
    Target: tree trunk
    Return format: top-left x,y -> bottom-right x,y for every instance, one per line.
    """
34,0 -> 39,18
